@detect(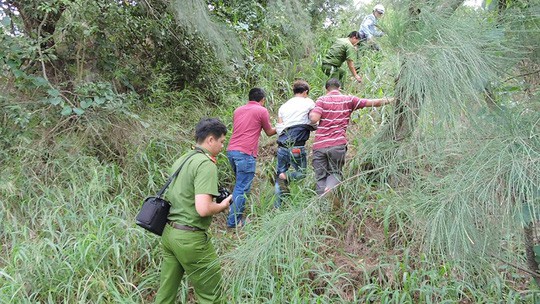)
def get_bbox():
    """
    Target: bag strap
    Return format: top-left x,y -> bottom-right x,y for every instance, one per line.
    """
156,147 -> 203,198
